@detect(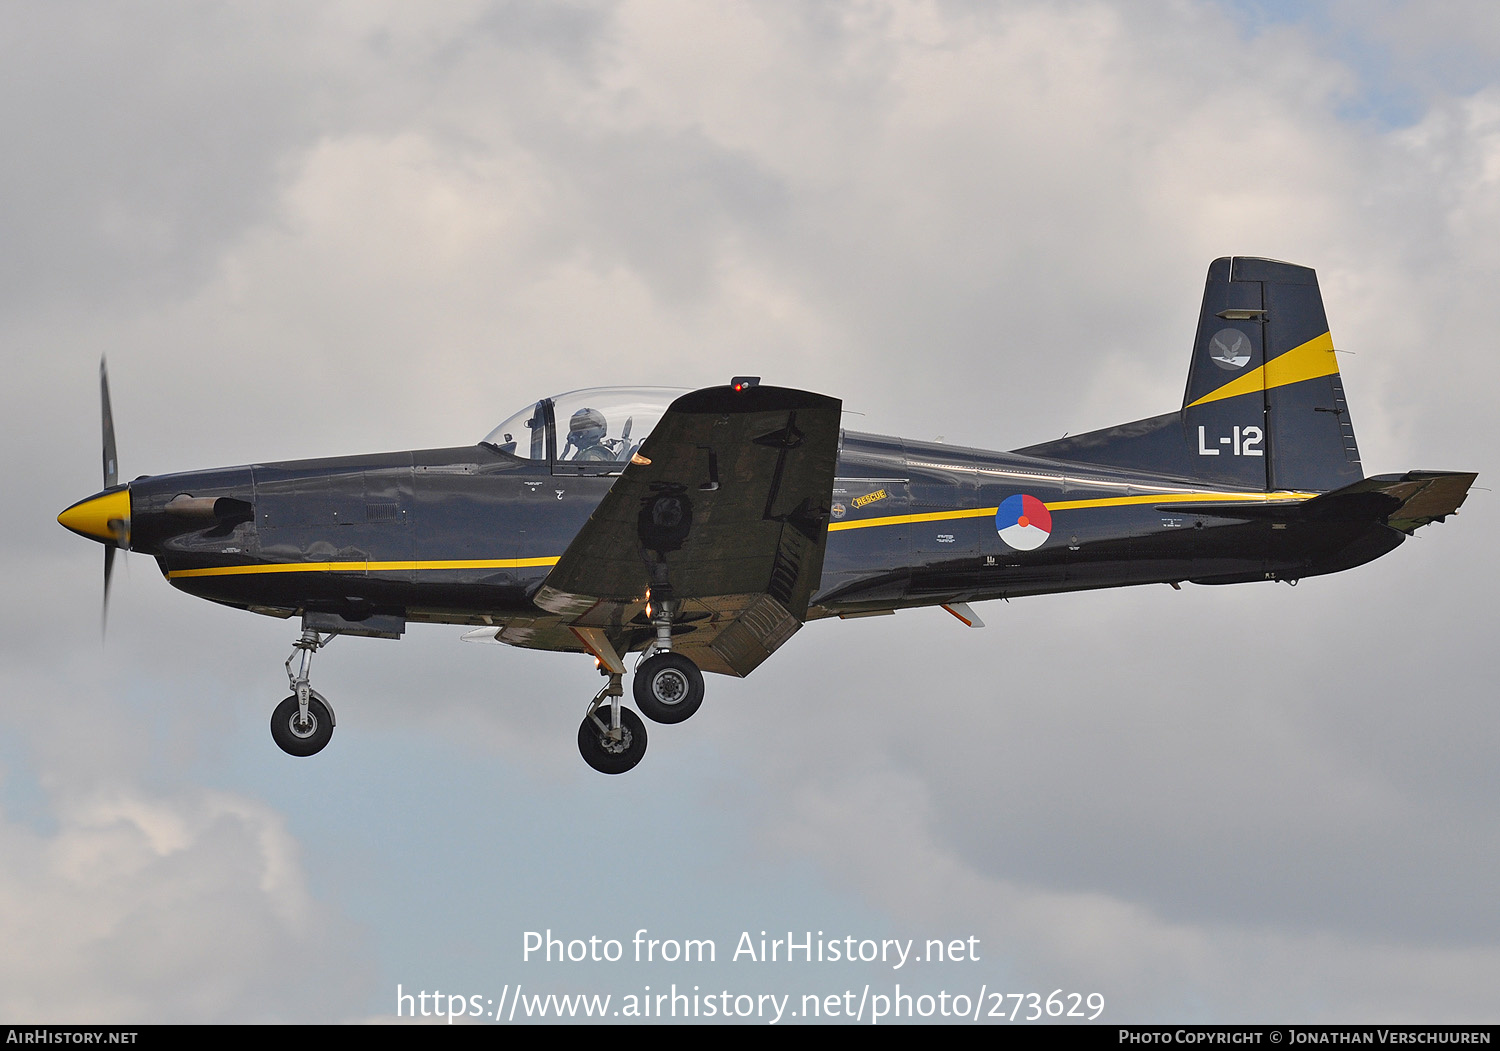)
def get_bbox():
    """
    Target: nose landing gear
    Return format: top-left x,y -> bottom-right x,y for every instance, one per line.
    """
271,693 -> 333,756
273,627 -> 337,757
